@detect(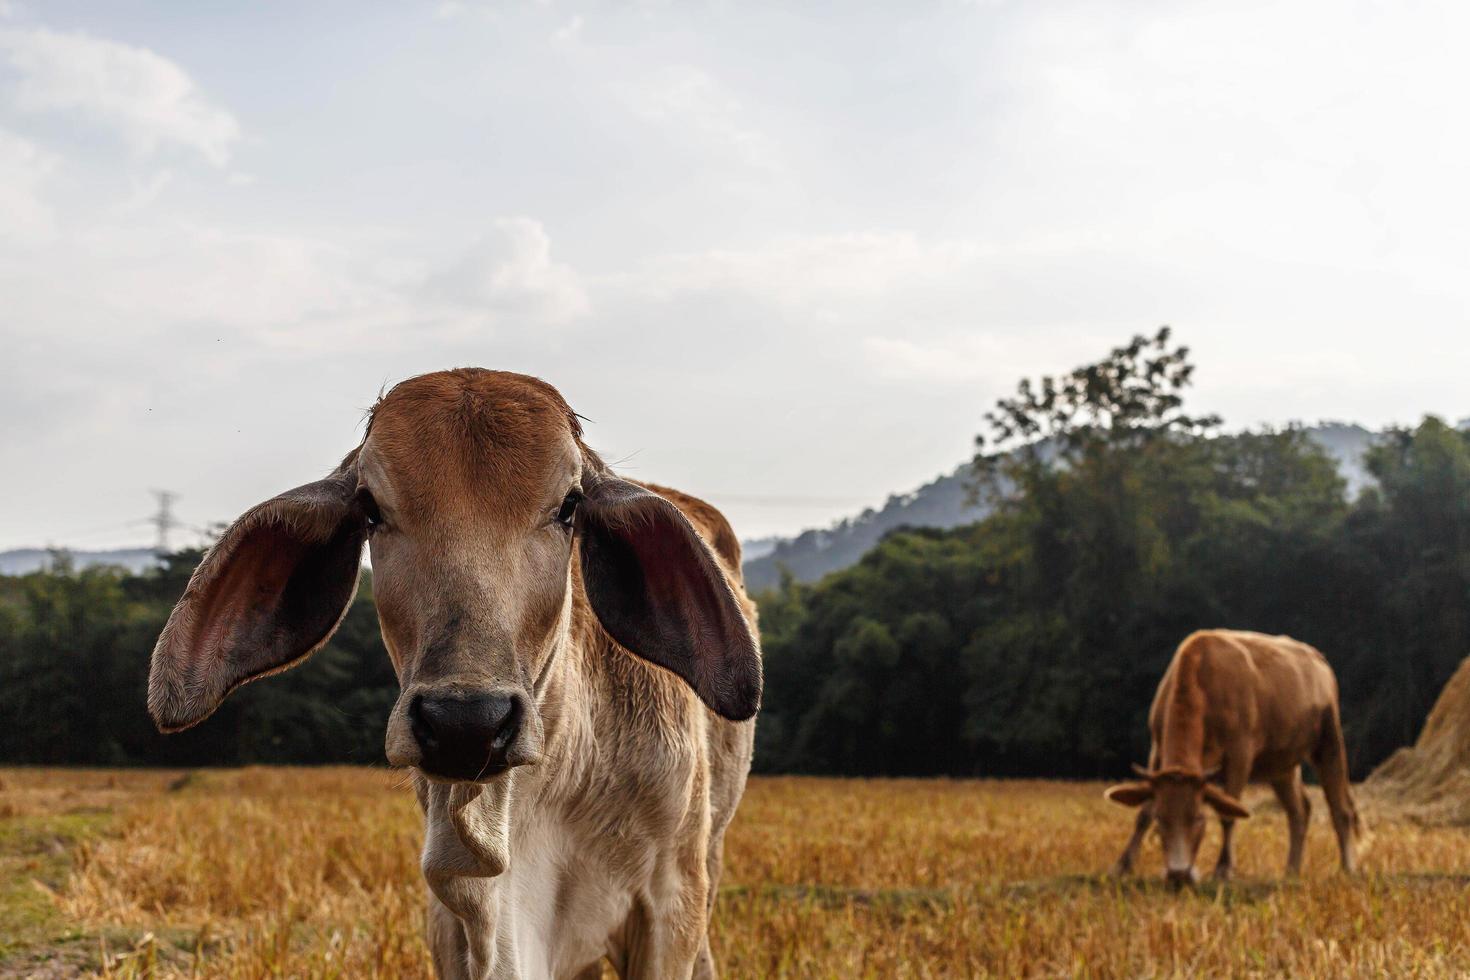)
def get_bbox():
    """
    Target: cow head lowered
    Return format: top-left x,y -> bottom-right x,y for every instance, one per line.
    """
148,368 -> 761,796
1105,764 -> 1250,886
